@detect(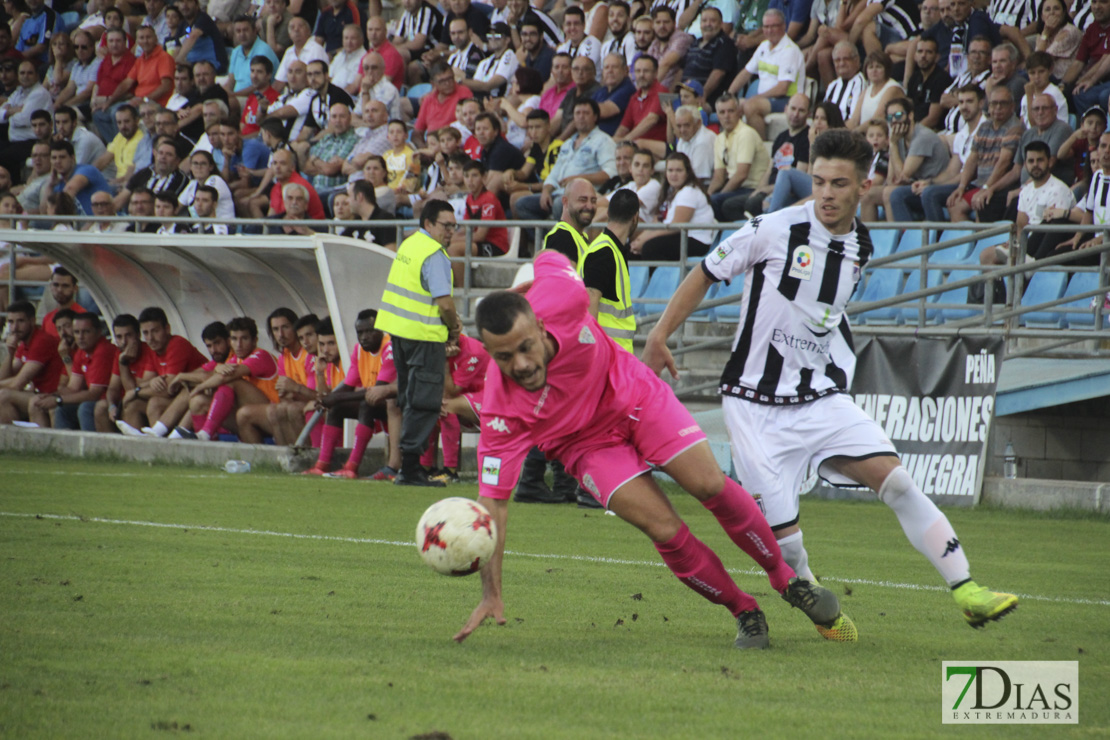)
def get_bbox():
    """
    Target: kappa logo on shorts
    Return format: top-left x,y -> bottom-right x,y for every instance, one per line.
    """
485,417 -> 510,433
582,473 -> 600,496
789,246 -> 815,281
578,325 -> 595,344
